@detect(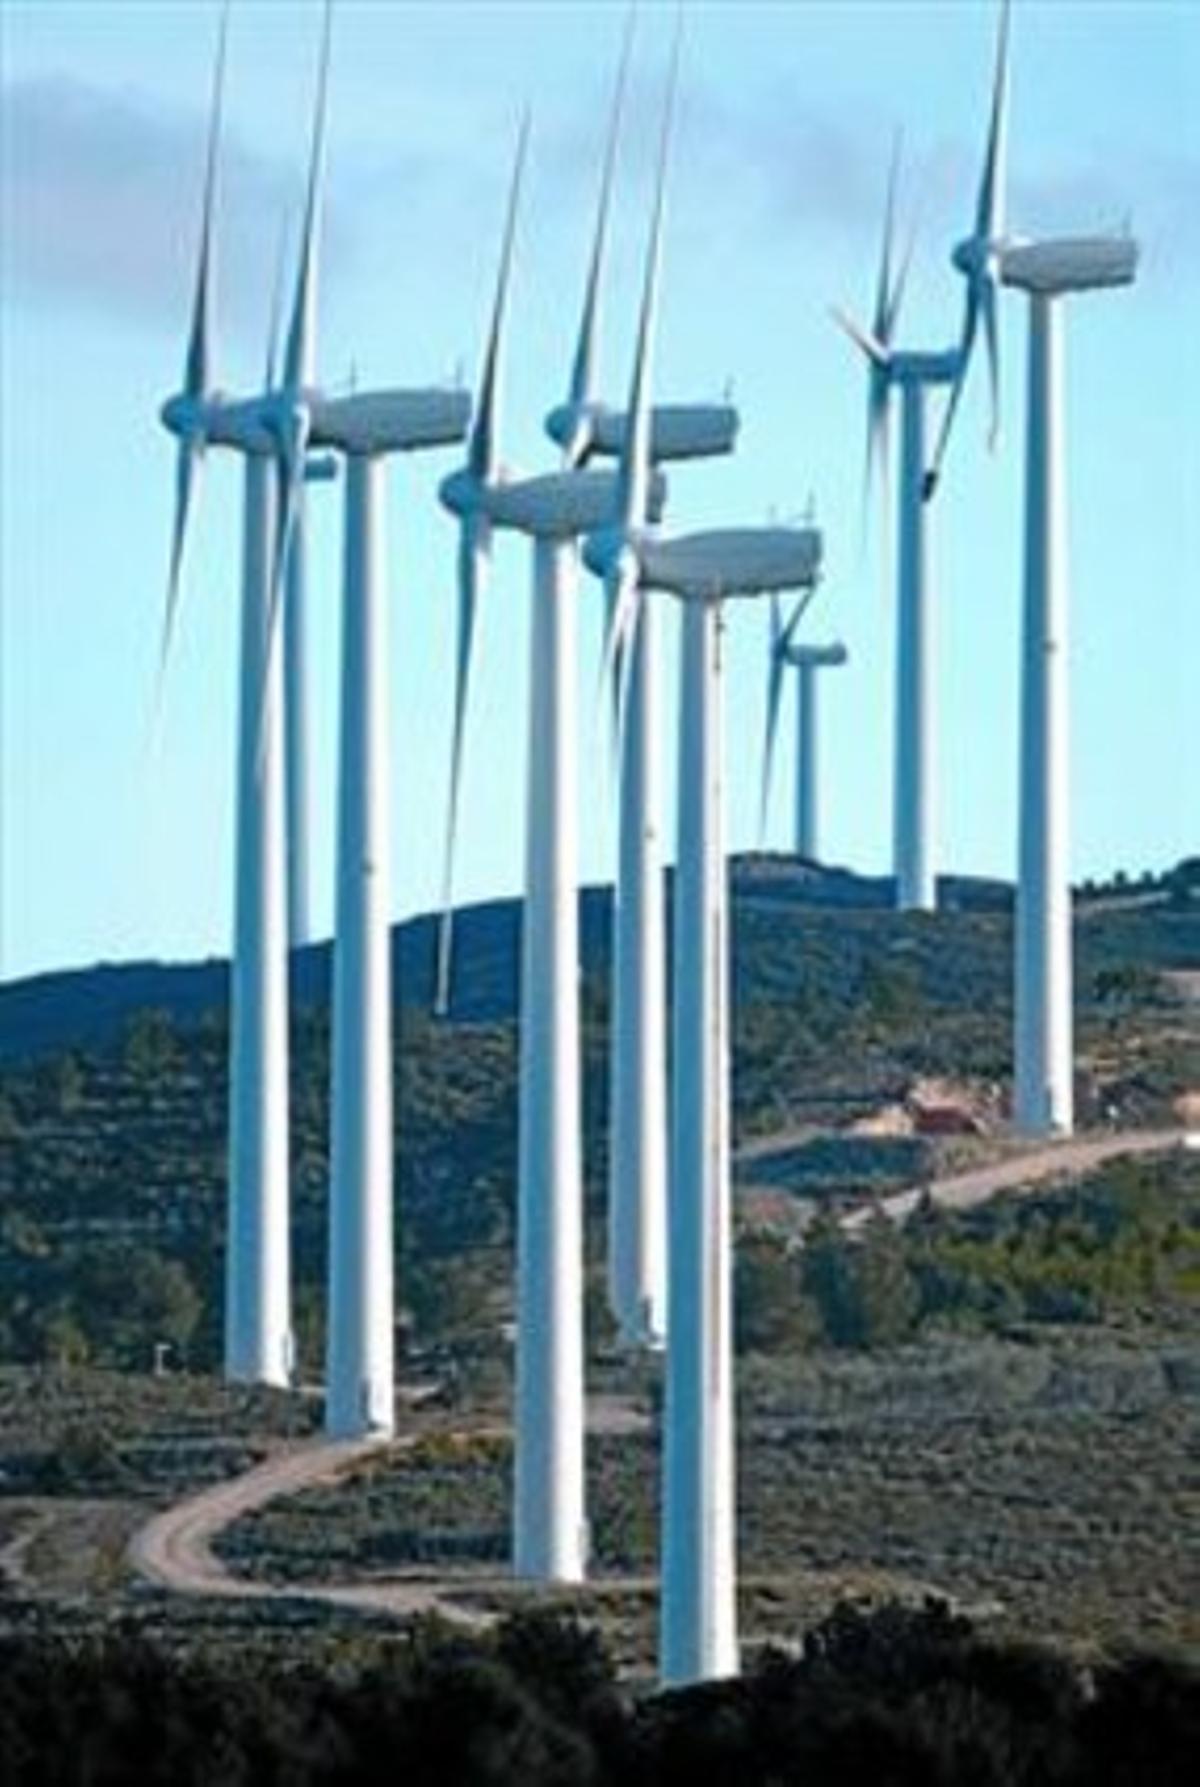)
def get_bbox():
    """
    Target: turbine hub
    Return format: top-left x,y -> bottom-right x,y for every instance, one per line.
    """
439,466 -> 485,518
953,234 -> 1004,280
545,401 -> 596,464
582,522 -> 626,582
160,393 -> 204,441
